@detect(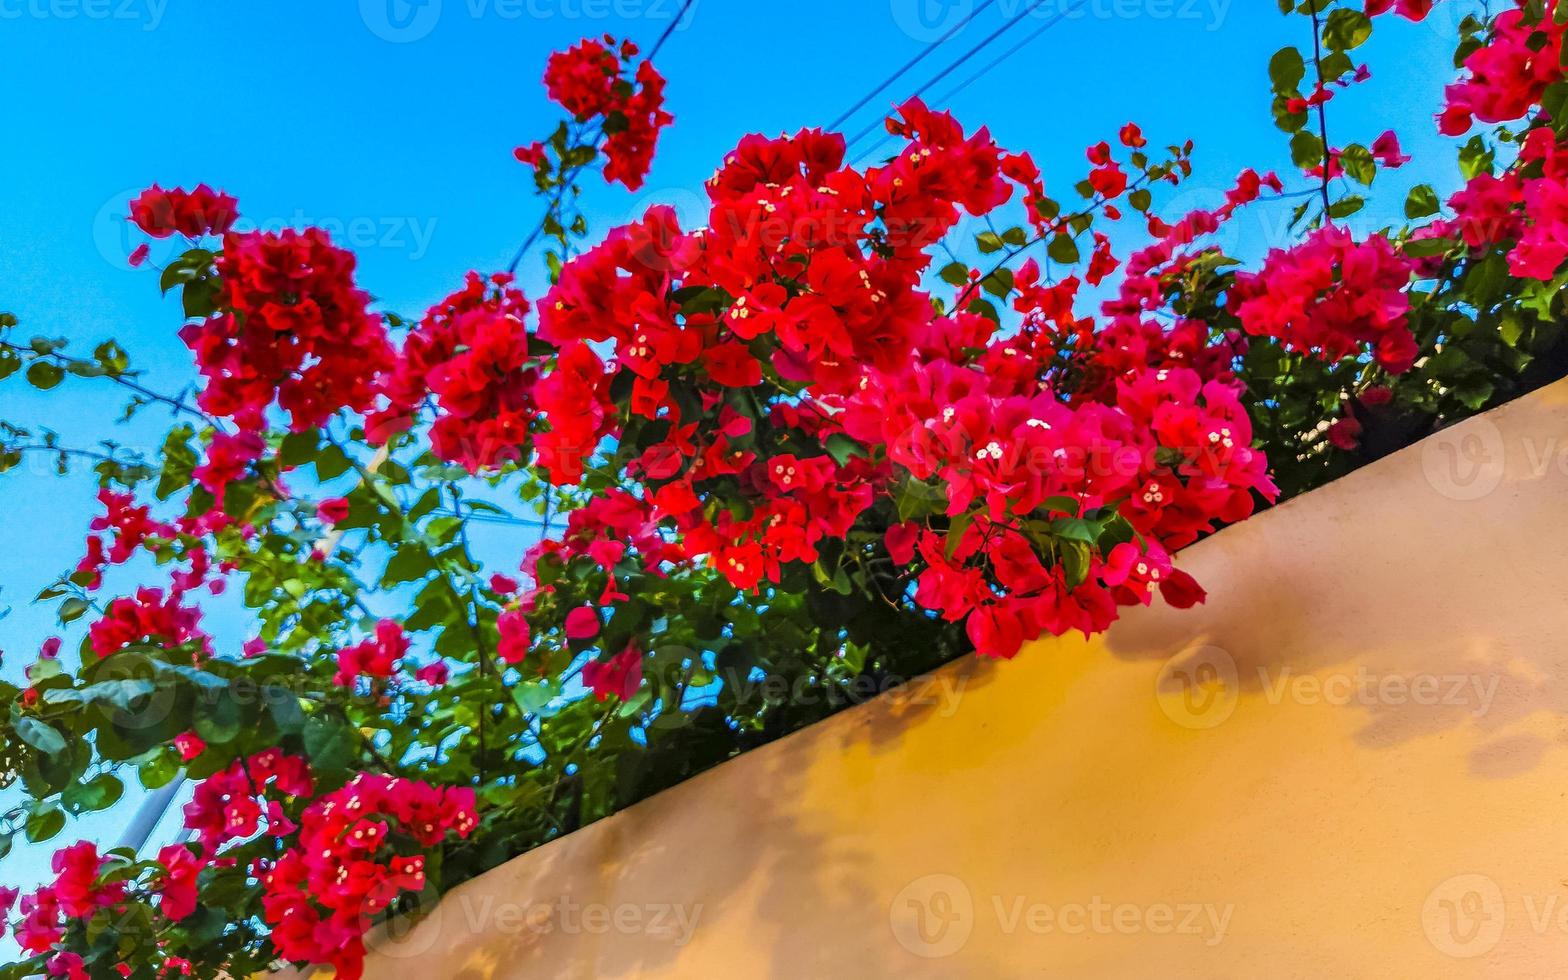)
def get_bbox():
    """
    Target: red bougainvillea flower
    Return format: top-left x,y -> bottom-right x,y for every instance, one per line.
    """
1365,0 -> 1435,20
497,608 -> 532,666
564,605 -> 601,640
371,272 -> 538,471
1439,2 -> 1564,135
259,773 -> 477,979
181,226 -> 392,431
582,643 -> 644,701
1158,568 -> 1207,609
1327,414 -> 1364,450
49,842 -> 125,918
183,752 -> 314,851
1370,130 -> 1409,169
513,141 -> 546,167
333,620 -> 409,688
155,844 -> 205,922
317,497 -> 351,525
88,587 -> 208,659
174,731 -> 207,761
45,952 -> 87,980
129,184 -> 239,239
539,36 -> 673,191
15,888 -> 63,955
